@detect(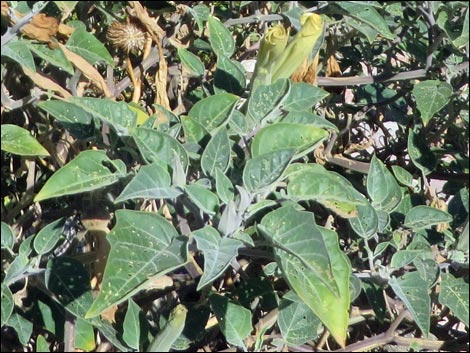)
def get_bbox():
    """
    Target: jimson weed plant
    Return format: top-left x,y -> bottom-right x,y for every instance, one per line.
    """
1,1 -> 468,352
